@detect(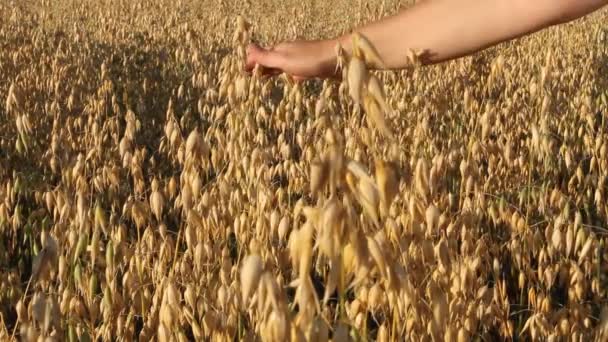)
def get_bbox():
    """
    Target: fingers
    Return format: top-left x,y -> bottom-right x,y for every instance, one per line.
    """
245,44 -> 285,74
244,44 -> 263,71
